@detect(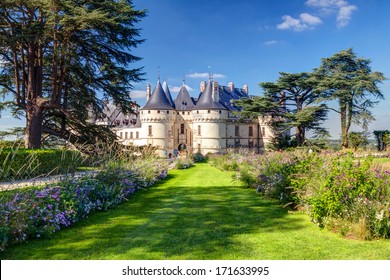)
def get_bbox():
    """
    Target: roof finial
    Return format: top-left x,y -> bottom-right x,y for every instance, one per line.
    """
183,74 -> 186,85
157,66 -> 160,81
208,65 -> 212,81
